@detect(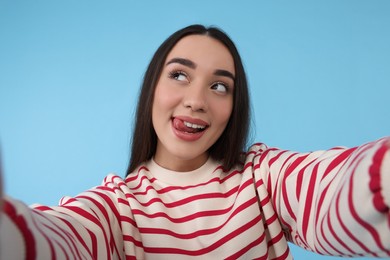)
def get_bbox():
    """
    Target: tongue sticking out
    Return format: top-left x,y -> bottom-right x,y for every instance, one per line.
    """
173,118 -> 204,133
